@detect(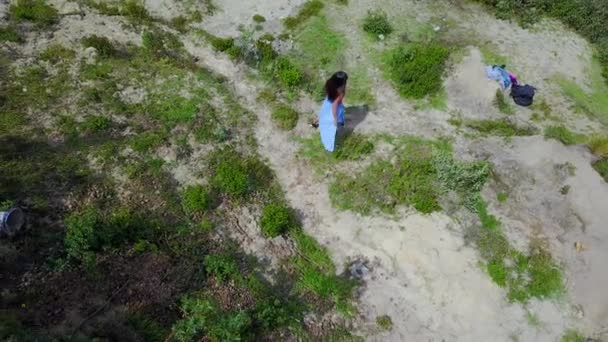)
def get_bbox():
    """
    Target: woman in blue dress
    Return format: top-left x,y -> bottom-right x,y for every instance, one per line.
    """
318,71 -> 348,152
